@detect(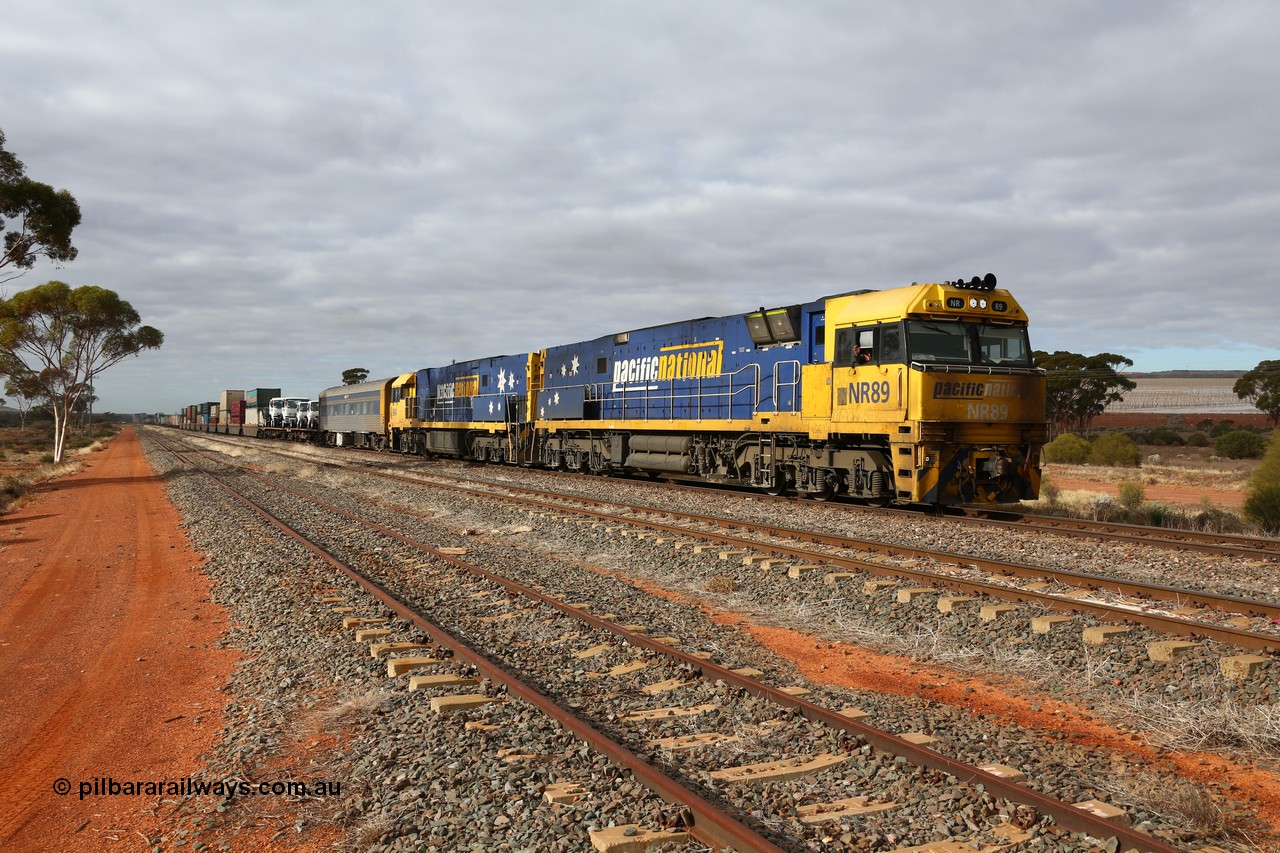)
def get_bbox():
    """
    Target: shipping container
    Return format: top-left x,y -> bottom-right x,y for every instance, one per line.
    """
230,400 -> 246,425
246,387 -> 282,409
220,389 -> 246,411
245,406 -> 262,426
